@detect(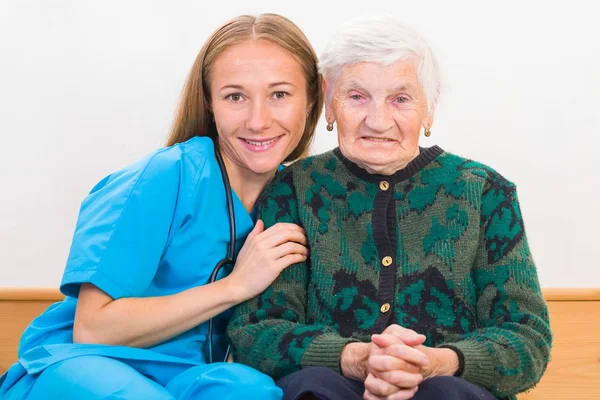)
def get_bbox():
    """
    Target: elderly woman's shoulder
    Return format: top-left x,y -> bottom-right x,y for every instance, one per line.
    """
281,150 -> 338,177
260,152 -> 334,203
436,149 -> 517,189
